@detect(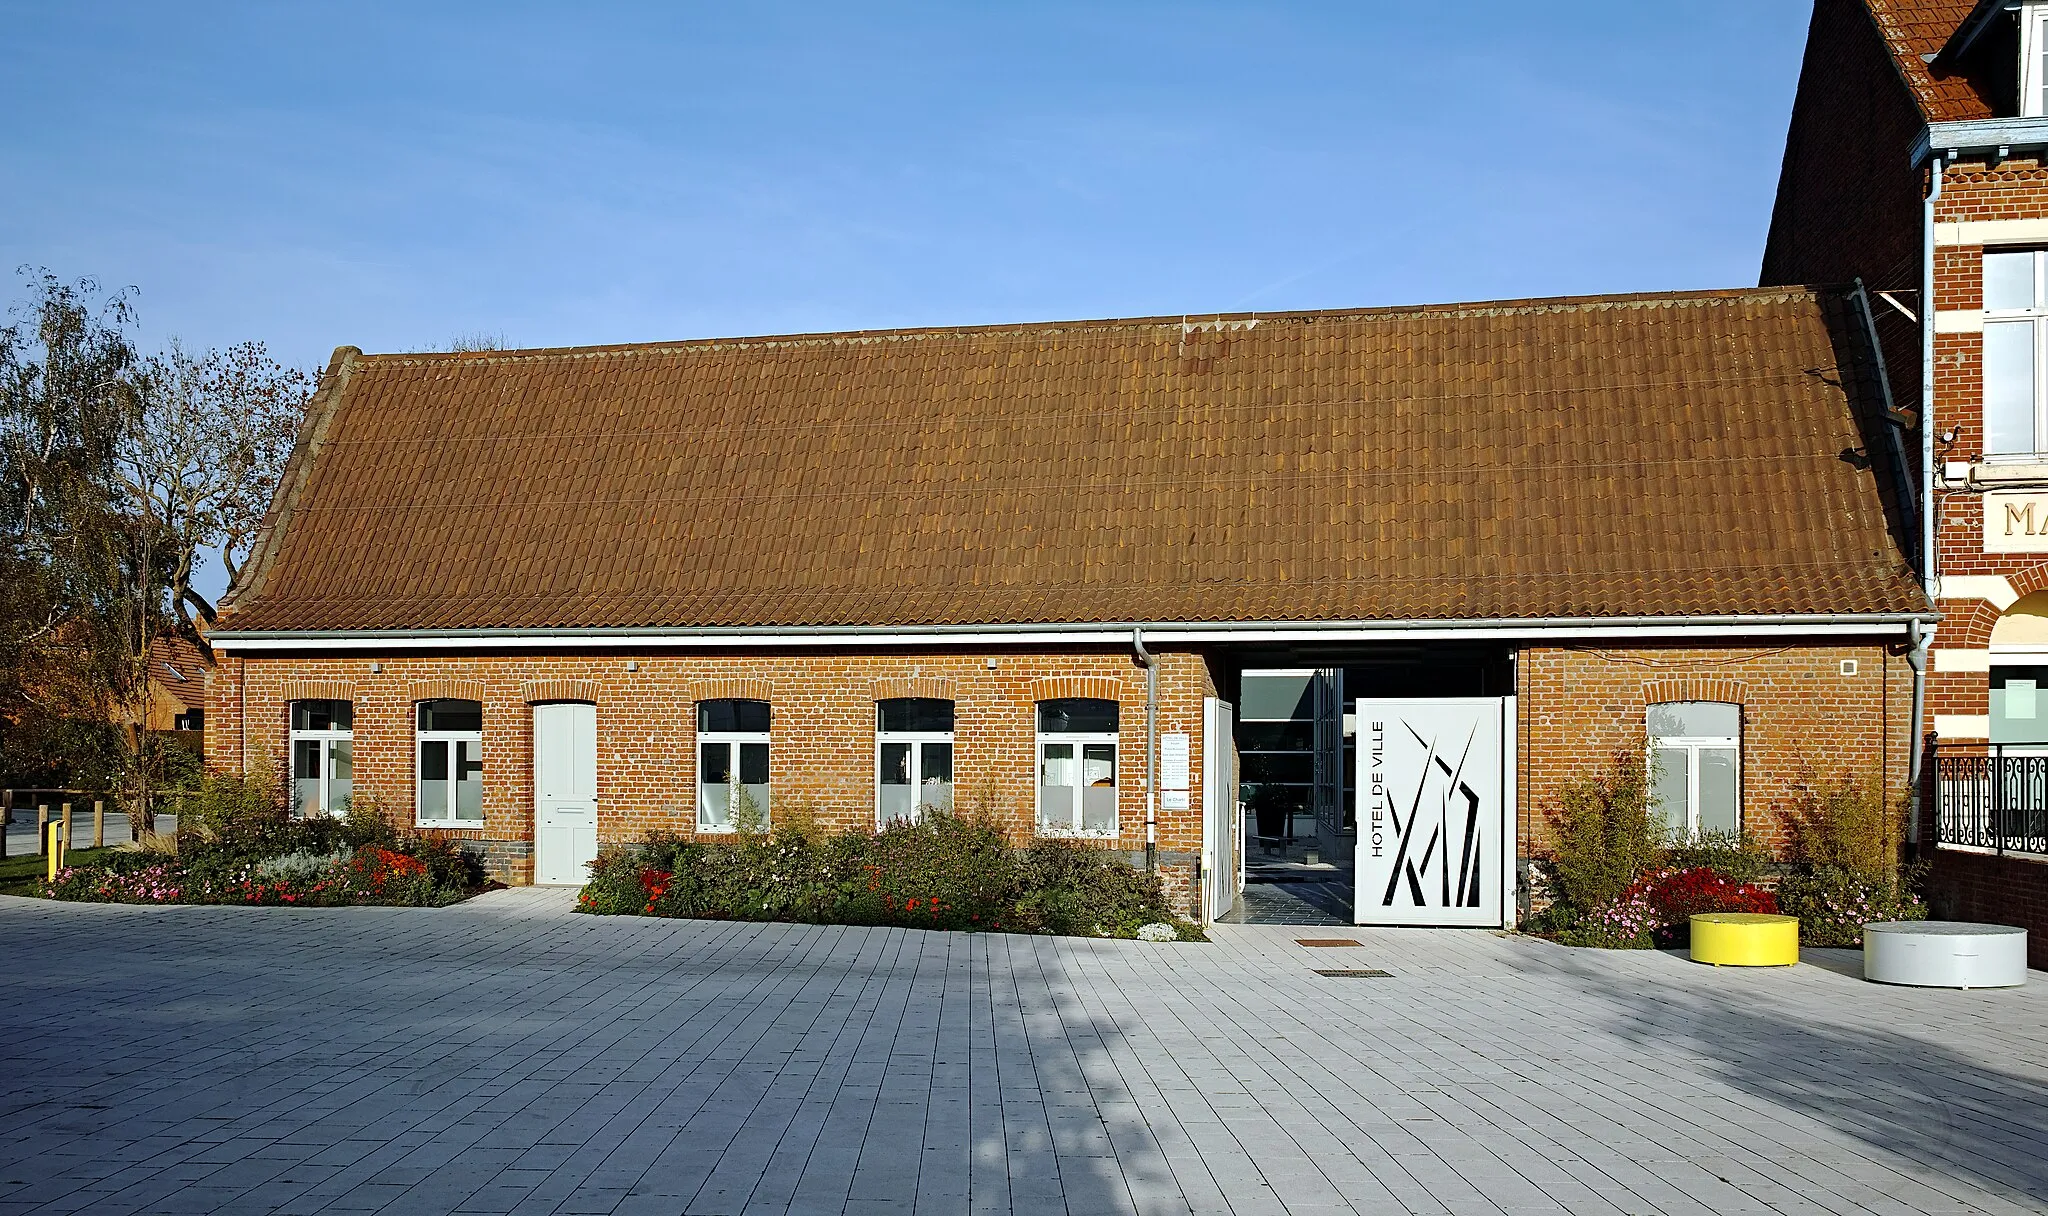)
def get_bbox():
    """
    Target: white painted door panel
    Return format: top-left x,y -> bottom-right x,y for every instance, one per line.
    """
1354,697 -> 1510,927
1201,697 -> 1240,924
534,702 -> 598,886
